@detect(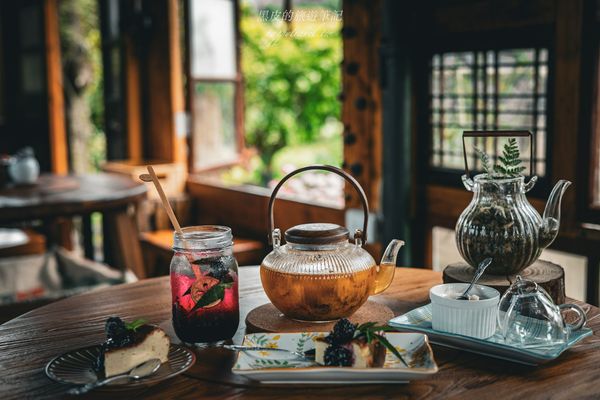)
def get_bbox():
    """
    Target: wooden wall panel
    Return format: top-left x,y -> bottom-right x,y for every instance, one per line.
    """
426,185 -> 547,230
552,0 -> 584,232
430,0 -> 555,33
341,0 -> 383,211
187,179 -> 344,241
